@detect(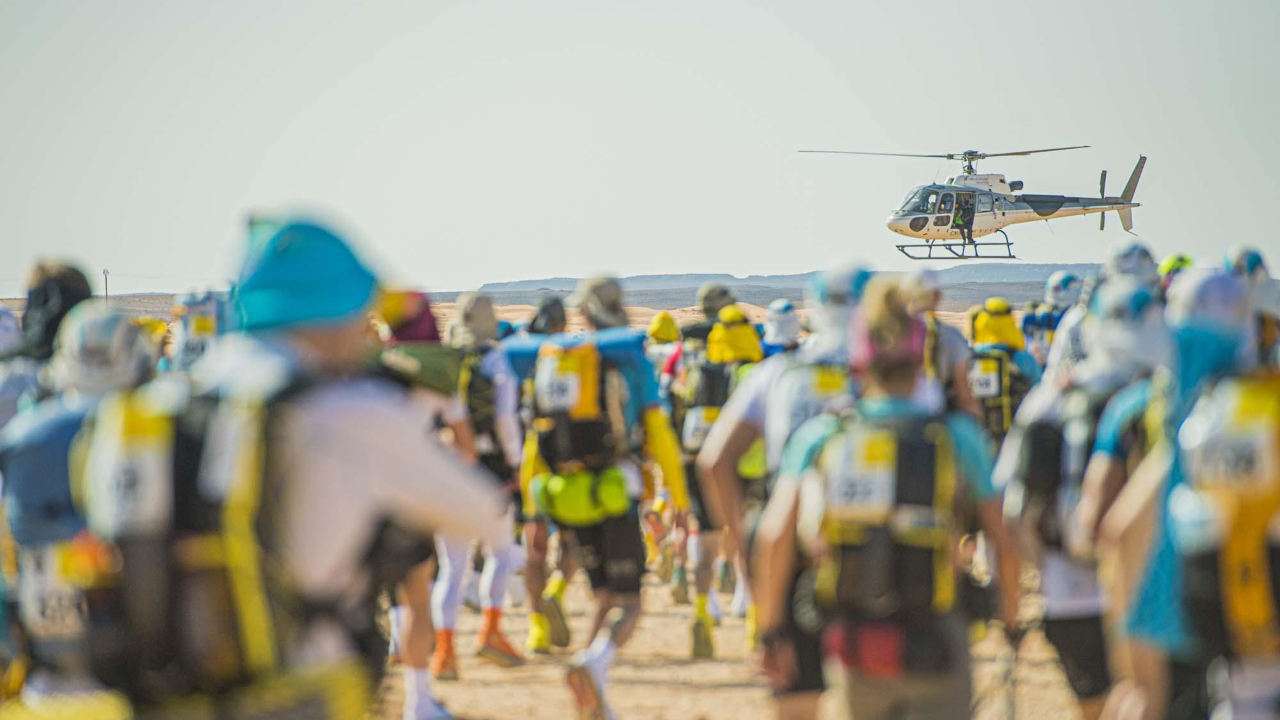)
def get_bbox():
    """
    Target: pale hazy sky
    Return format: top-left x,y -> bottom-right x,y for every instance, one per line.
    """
3,0 -> 1278,297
